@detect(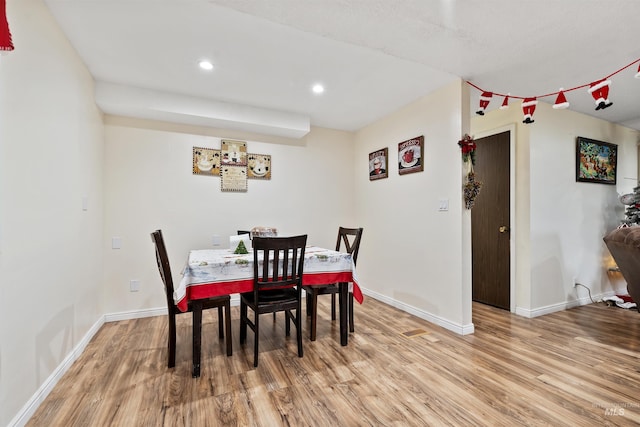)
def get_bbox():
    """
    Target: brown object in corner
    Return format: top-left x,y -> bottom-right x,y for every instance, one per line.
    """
603,227 -> 640,312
